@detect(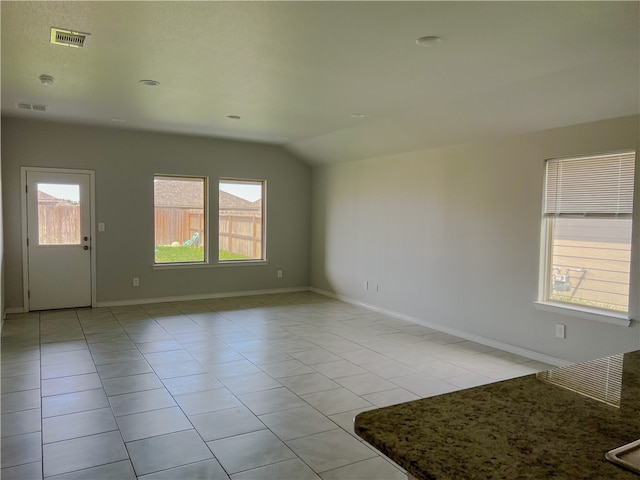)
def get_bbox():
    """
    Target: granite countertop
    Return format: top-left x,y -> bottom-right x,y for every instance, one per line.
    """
355,350 -> 640,480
